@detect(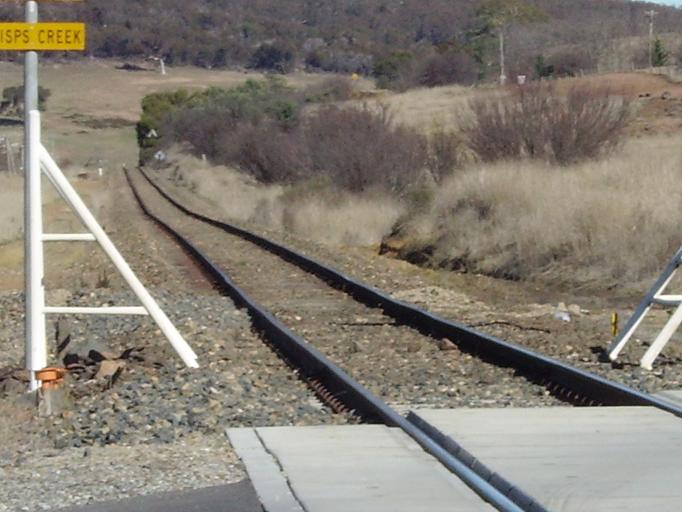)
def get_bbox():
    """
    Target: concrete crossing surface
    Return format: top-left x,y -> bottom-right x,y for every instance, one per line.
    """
229,406 -> 682,512
227,425 -> 494,512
